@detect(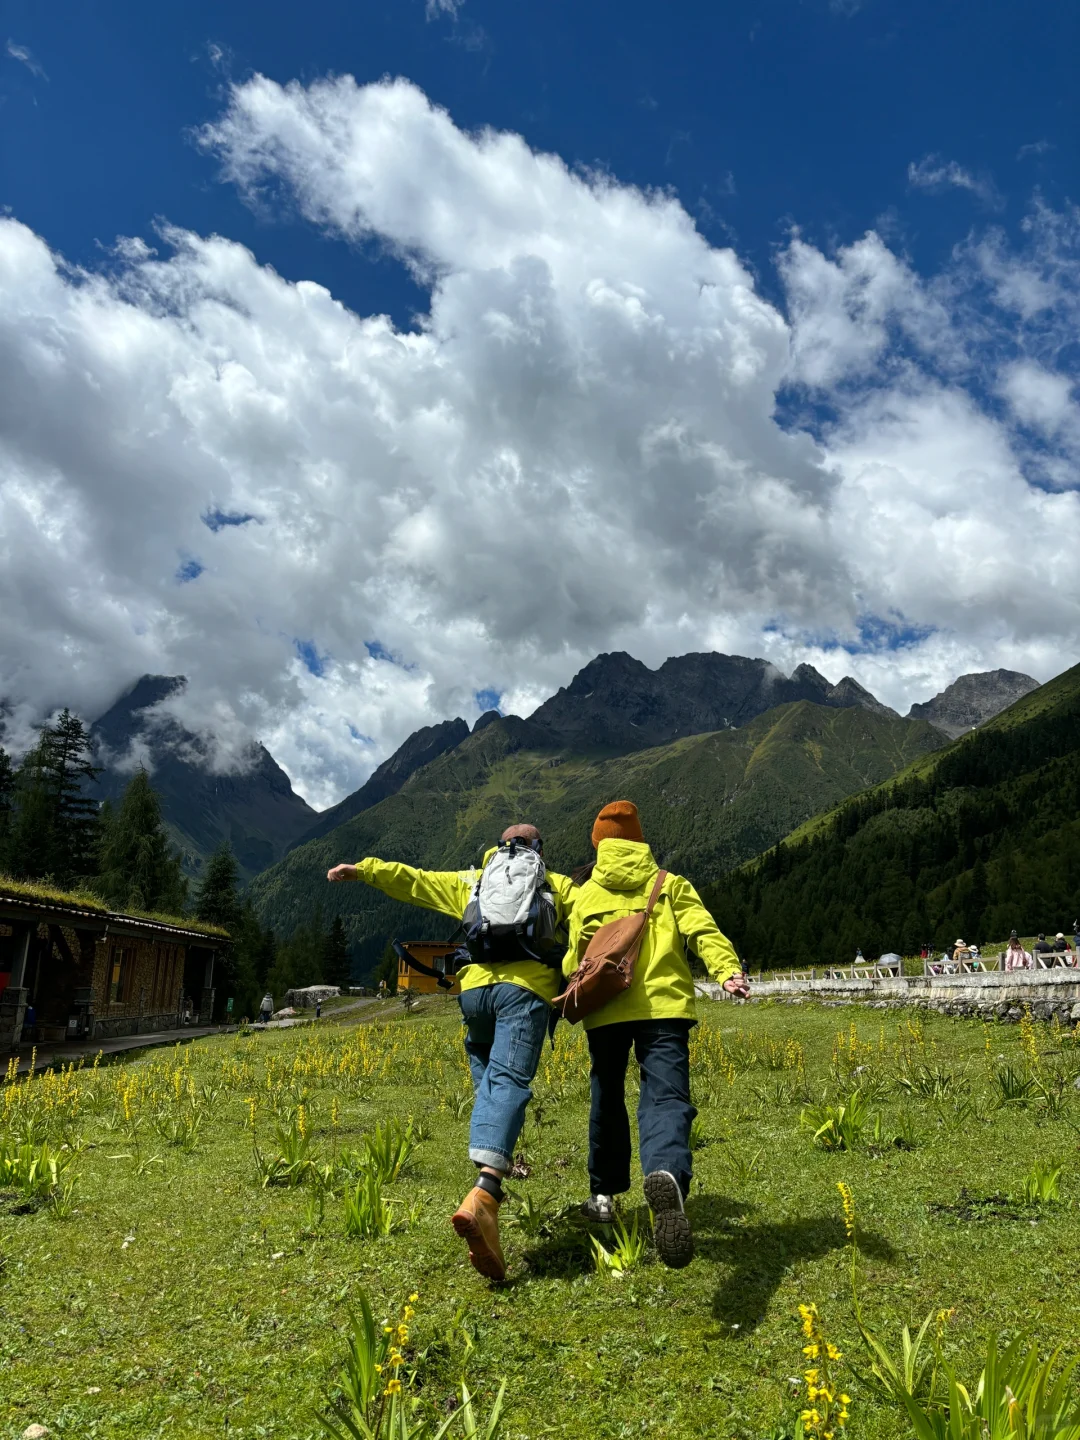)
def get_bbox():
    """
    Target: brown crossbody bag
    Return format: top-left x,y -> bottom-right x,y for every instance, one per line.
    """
554,869 -> 668,1026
